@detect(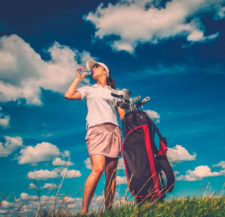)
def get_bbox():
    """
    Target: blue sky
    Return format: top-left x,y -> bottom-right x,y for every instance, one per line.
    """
0,0 -> 225,214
